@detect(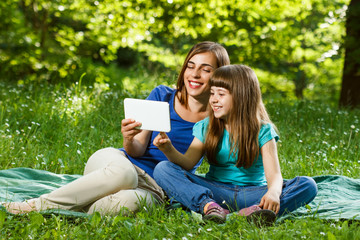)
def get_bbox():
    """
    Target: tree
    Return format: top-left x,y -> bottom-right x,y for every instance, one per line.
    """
0,0 -> 350,100
339,0 -> 360,108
